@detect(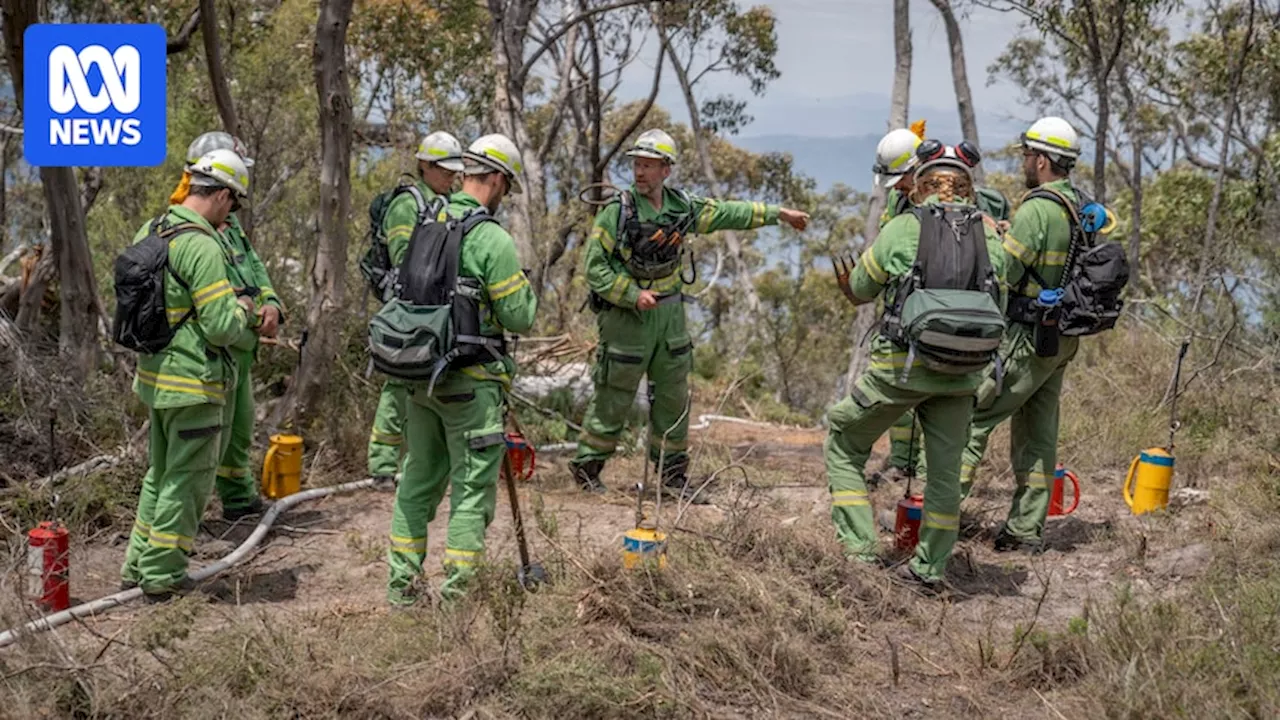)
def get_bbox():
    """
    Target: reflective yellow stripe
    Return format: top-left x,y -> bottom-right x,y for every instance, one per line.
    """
132,520 -> 151,536
1041,250 -> 1067,266
869,351 -> 918,371
1026,131 -> 1071,149
148,530 -> 194,551
924,512 -> 959,531
696,200 -> 718,233
137,370 -> 224,400
387,224 -> 413,240
389,534 -> 427,553
888,148 -> 915,170
1002,235 -> 1034,265
423,147 -> 448,157
888,427 -> 914,441
592,225 -> 616,254
832,489 -> 870,507
654,142 -> 675,154
606,274 -> 632,305
1025,471 -> 1052,489
459,365 -> 512,387
444,547 -> 482,567
860,248 -> 887,285
192,279 -> 233,308
369,430 -> 403,446
648,272 -> 683,294
167,307 -> 192,323
488,271 -> 529,301
751,201 -> 765,228
960,463 -> 976,482
217,465 -> 248,478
